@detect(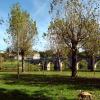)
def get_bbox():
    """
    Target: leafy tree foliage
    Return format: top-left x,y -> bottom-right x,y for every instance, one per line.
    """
7,3 -> 37,72
83,27 -> 100,70
49,0 -> 100,77
83,30 -> 100,56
